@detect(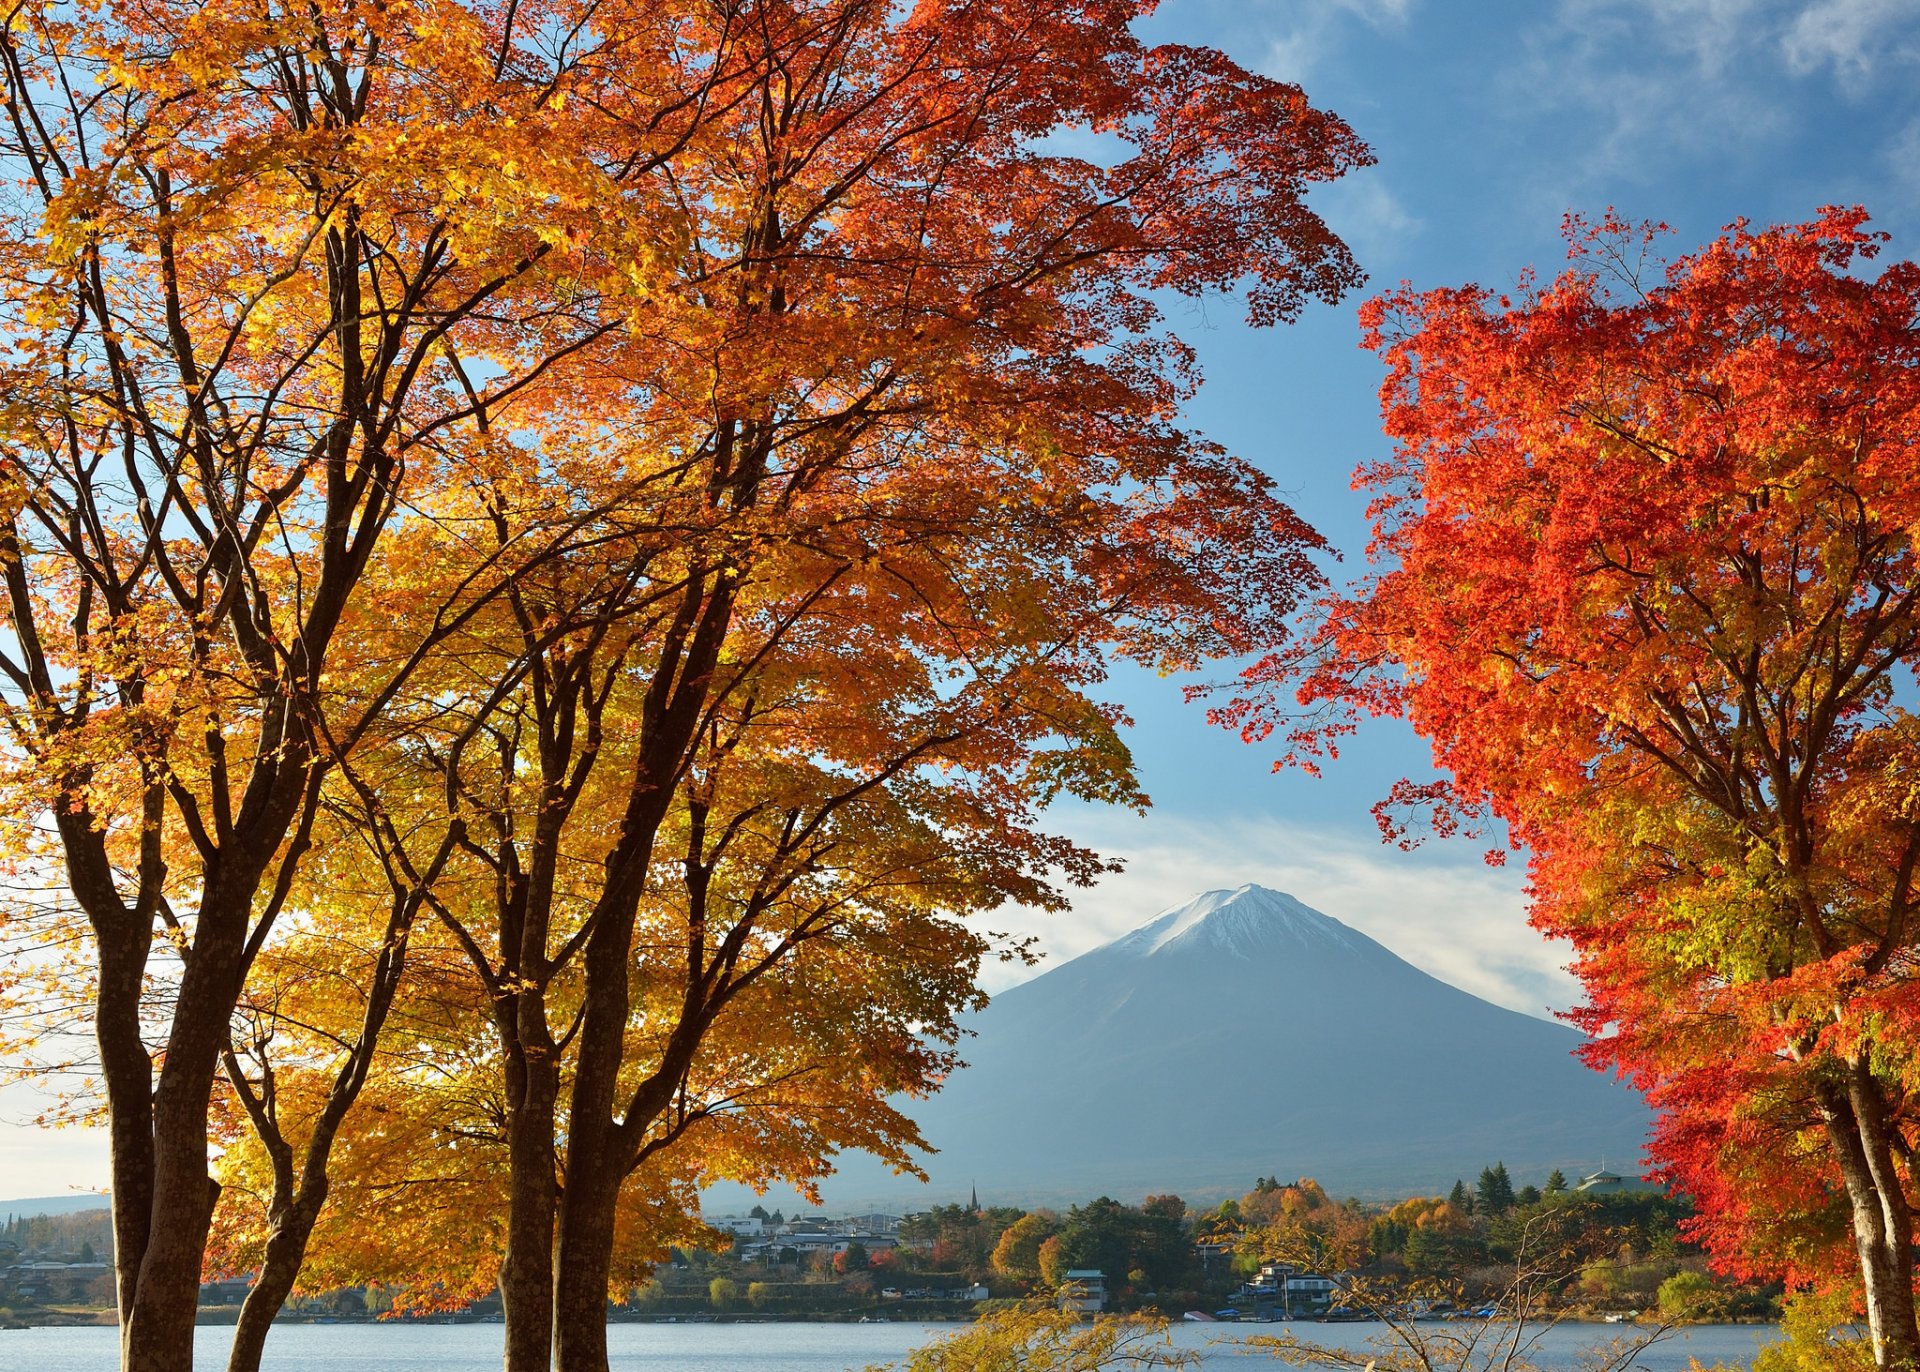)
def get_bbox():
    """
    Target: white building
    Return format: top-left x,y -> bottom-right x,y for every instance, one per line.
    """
1059,1269 -> 1107,1314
